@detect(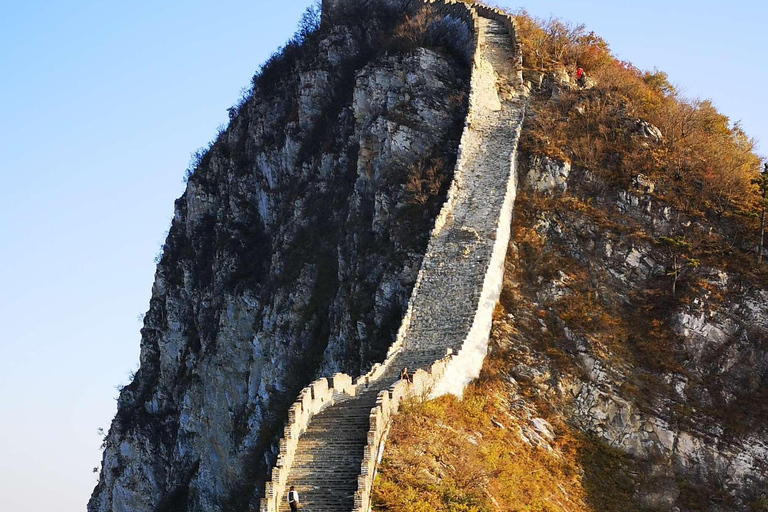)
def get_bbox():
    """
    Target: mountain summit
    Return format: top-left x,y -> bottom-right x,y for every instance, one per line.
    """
90,2 -> 768,512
